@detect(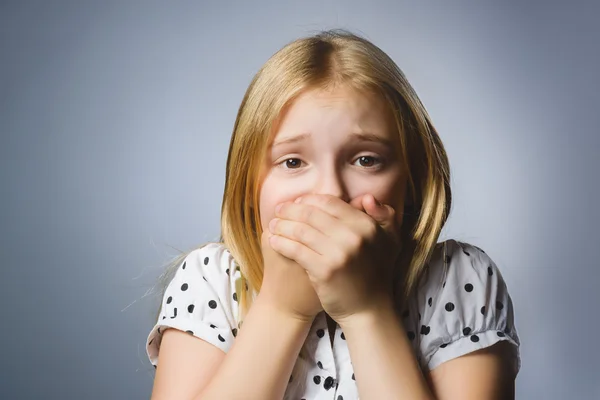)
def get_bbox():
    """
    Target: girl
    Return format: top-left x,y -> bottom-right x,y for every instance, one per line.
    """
146,29 -> 521,399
